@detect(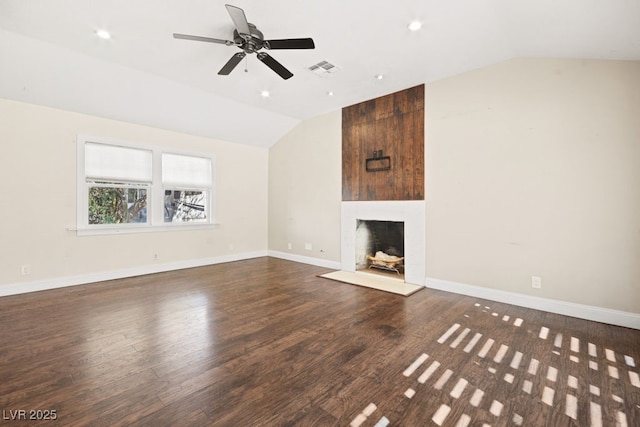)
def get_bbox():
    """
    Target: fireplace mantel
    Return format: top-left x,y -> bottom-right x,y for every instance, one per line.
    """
341,201 -> 425,286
